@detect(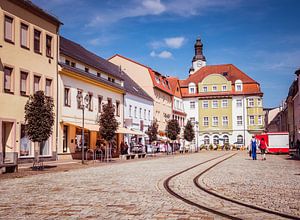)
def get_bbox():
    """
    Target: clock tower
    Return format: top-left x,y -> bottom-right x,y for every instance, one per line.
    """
189,37 -> 206,75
